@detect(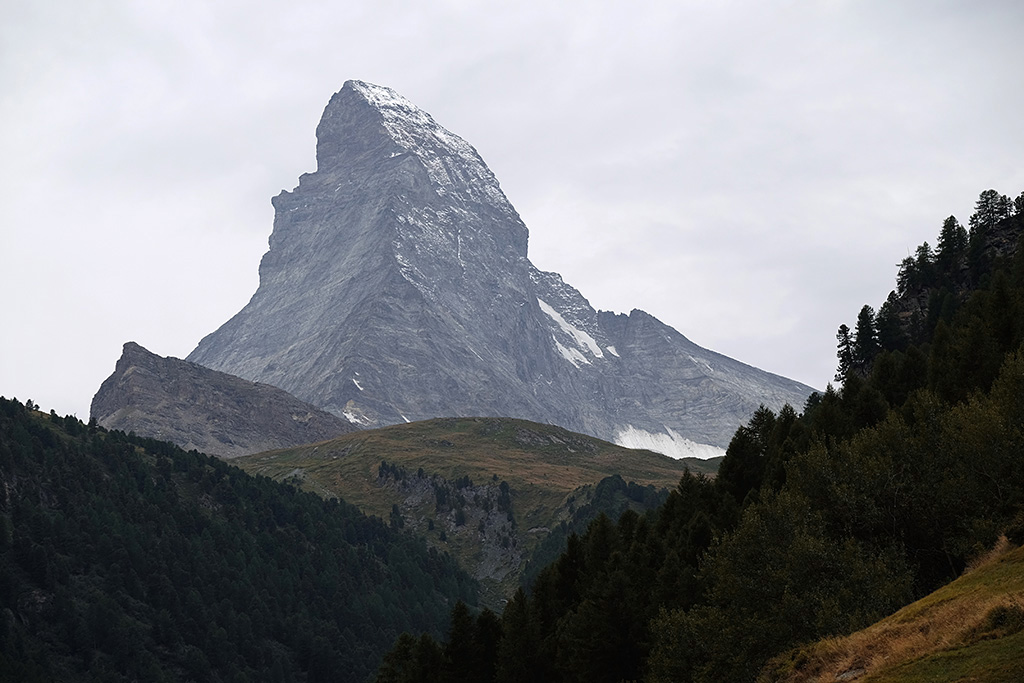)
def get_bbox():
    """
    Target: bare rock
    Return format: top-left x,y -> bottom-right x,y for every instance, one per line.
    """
185,80 -> 815,454
91,342 -> 356,458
